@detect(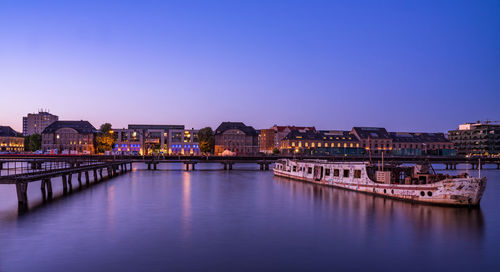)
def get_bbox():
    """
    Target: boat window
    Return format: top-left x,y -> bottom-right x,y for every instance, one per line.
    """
334,169 -> 340,177
343,169 -> 350,178
307,167 -> 312,174
354,170 -> 361,178
325,169 -> 331,176
293,166 -> 296,172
